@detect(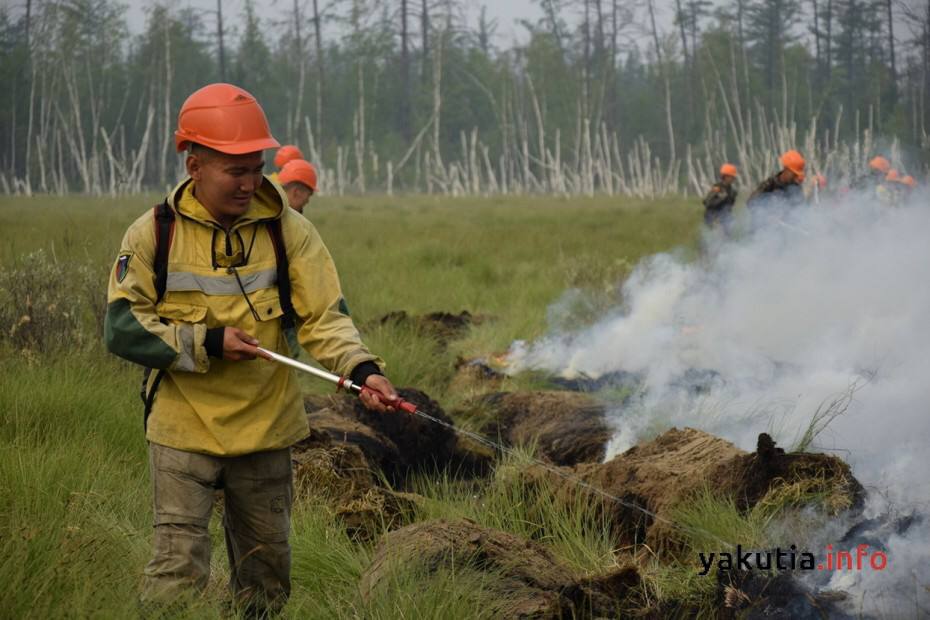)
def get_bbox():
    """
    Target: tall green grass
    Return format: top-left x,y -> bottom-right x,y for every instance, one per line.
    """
407,445 -> 618,575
